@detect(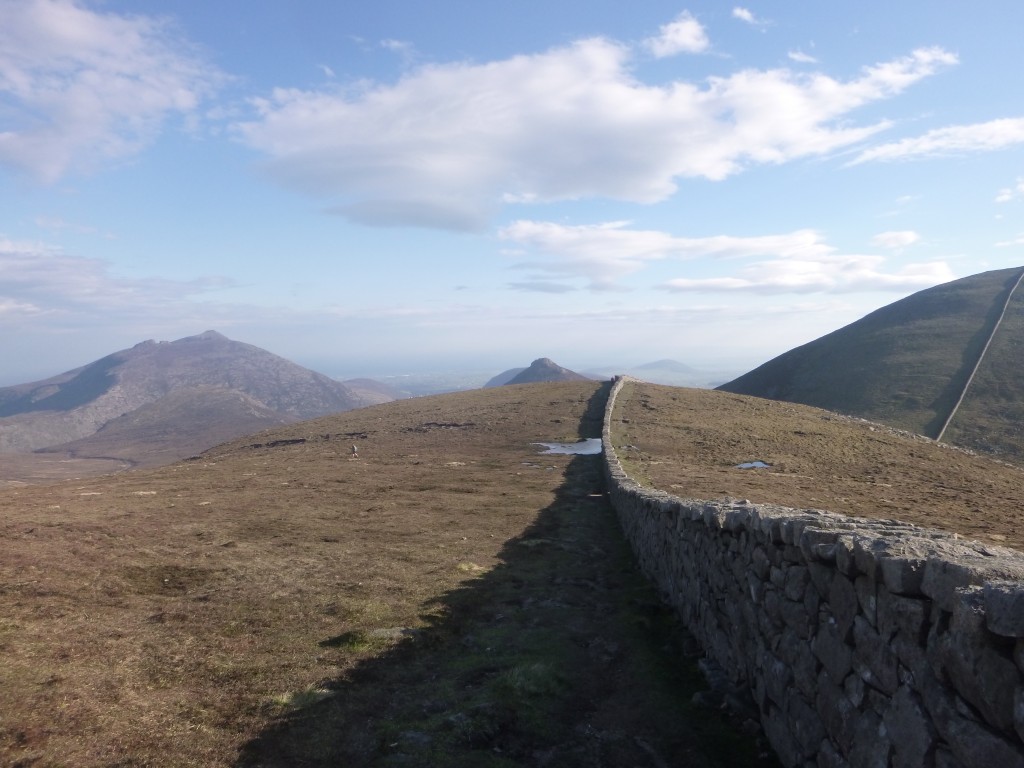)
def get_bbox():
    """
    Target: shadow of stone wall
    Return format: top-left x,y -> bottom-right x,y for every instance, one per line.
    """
236,382 -> 772,767
603,376 -> 1024,768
